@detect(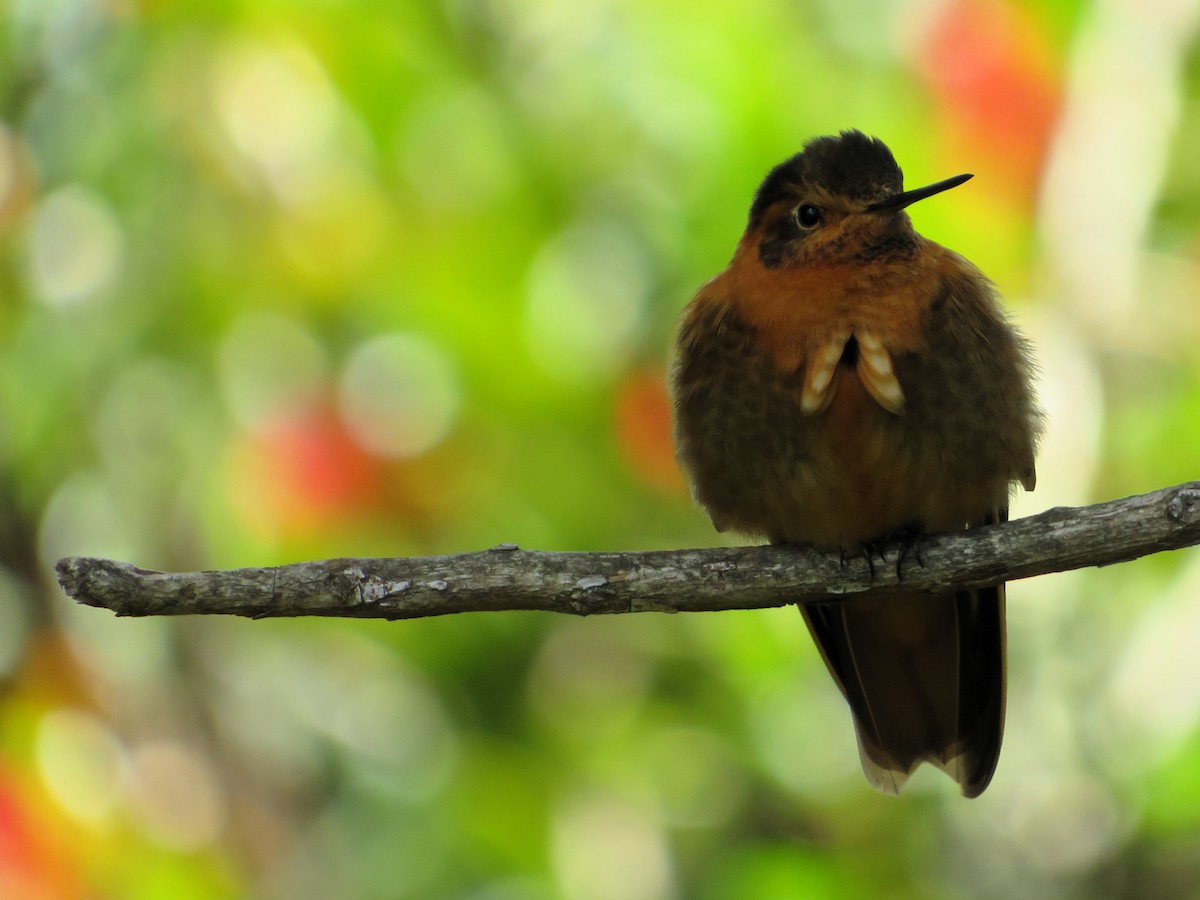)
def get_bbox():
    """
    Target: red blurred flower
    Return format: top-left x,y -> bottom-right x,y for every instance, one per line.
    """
917,0 -> 1061,202
229,402 -> 383,538
0,770 -> 85,900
